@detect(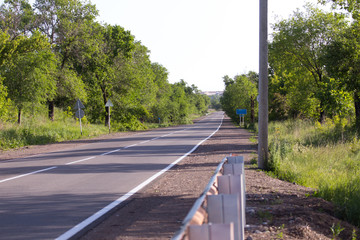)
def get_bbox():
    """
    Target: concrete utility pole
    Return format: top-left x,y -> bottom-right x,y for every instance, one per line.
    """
258,0 -> 268,169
